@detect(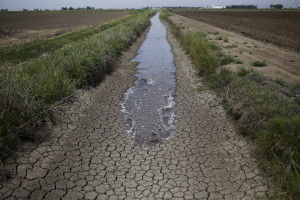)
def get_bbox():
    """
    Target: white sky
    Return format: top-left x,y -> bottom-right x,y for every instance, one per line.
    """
1,0 -> 300,10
